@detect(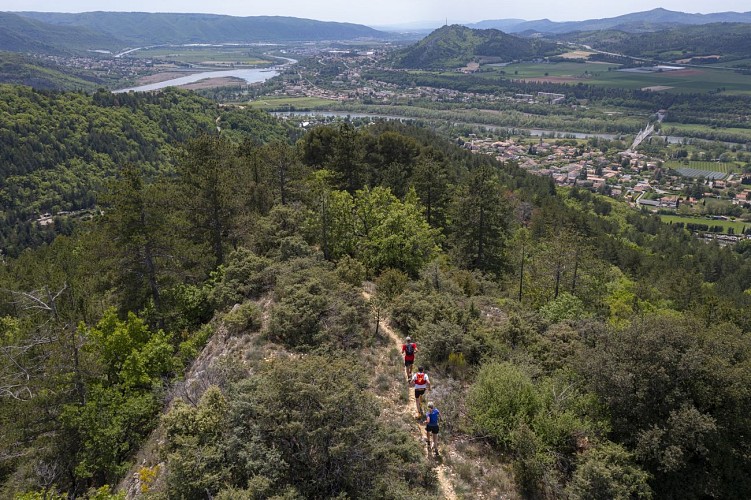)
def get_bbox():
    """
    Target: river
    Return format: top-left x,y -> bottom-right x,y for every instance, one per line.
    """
114,57 -> 295,93
114,69 -> 279,93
